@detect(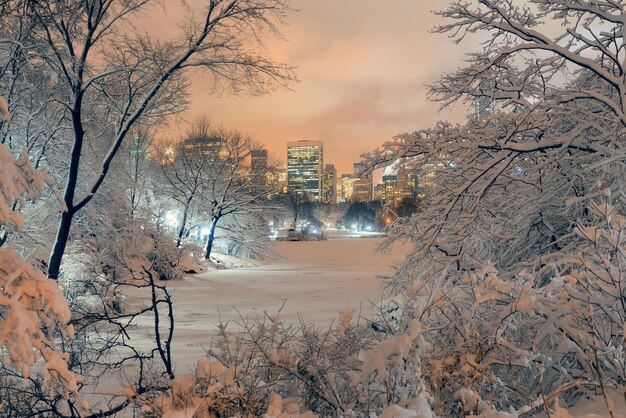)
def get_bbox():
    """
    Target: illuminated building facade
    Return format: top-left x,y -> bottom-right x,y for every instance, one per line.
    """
182,135 -> 225,157
287,140 -> 324,201
321,164 -> 336,204
382,174 -> 397,206
373,183 -> 385,202
351,163 -> 372,203
267,167 -> 288,197
339,174 -> 354,202
396,164 -> 419,201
